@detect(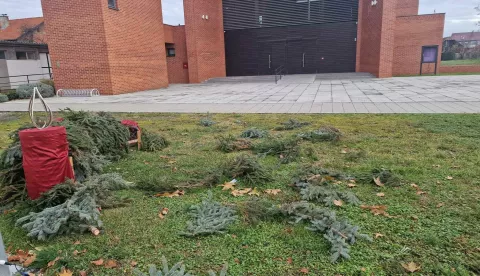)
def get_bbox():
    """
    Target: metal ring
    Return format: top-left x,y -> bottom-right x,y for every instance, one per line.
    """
29,87 -> 53,129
